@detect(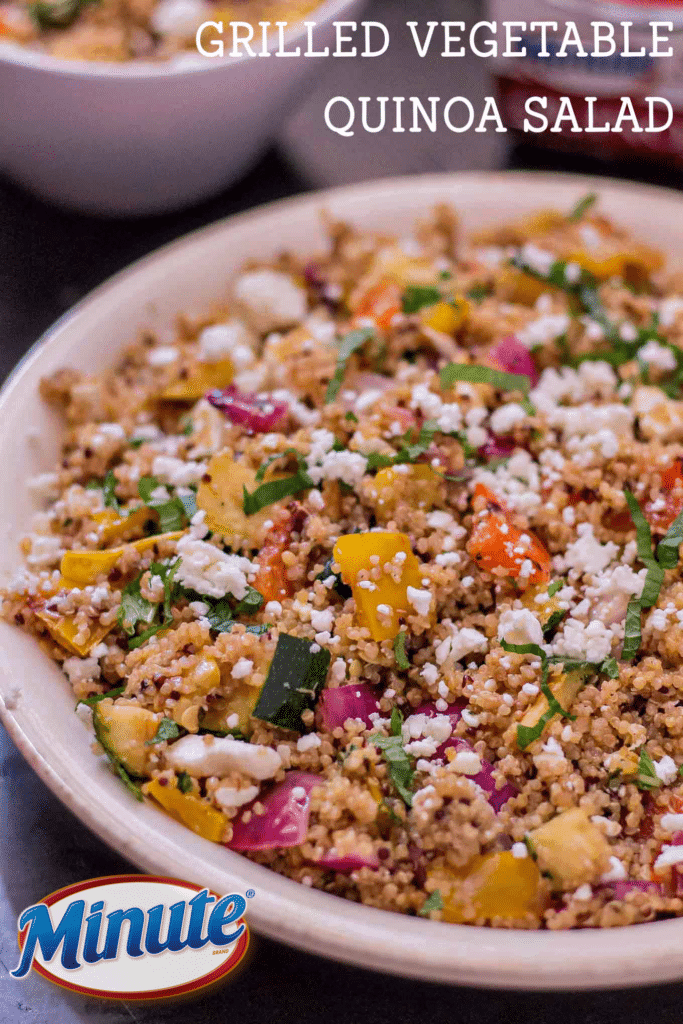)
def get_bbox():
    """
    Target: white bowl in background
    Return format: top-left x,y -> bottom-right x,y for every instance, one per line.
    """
0,0 -> 363,216
2,172 -> 683,989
